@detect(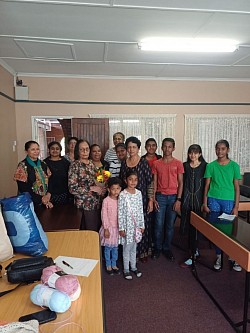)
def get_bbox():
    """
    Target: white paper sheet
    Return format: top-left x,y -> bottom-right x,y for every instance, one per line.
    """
218,213 -> 236,221
54,256 -> 98,277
